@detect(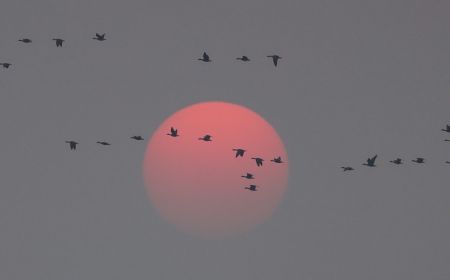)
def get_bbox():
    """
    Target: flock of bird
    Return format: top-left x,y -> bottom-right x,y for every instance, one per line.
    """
1,34 -> 282,69
5,33 -> 448,183
66,126 -> 285,192
341,124 -> 450,171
